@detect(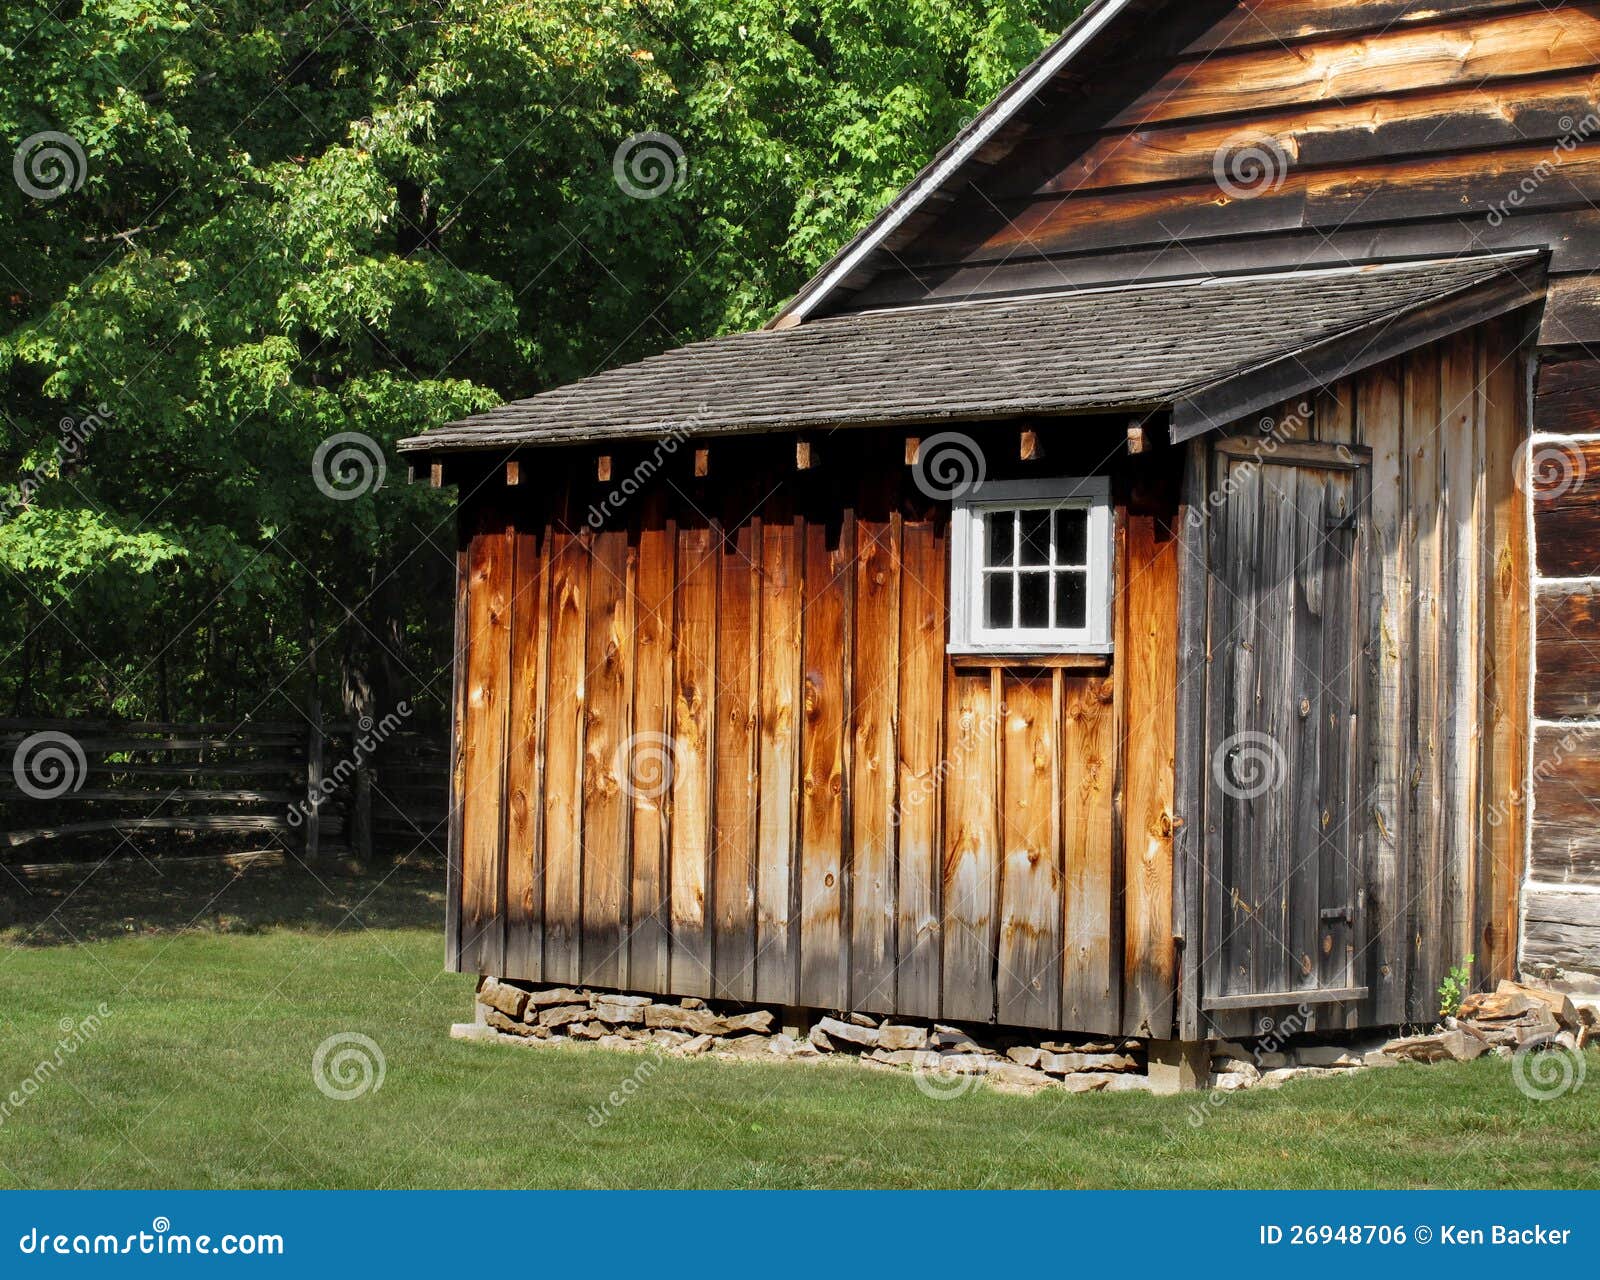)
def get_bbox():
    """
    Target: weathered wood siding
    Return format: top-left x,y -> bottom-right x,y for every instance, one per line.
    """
1527,352 -> 1600,981
836,0 -> 1600,346
1195,320 -> 1530,1037
448,427 -> 1179,1037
